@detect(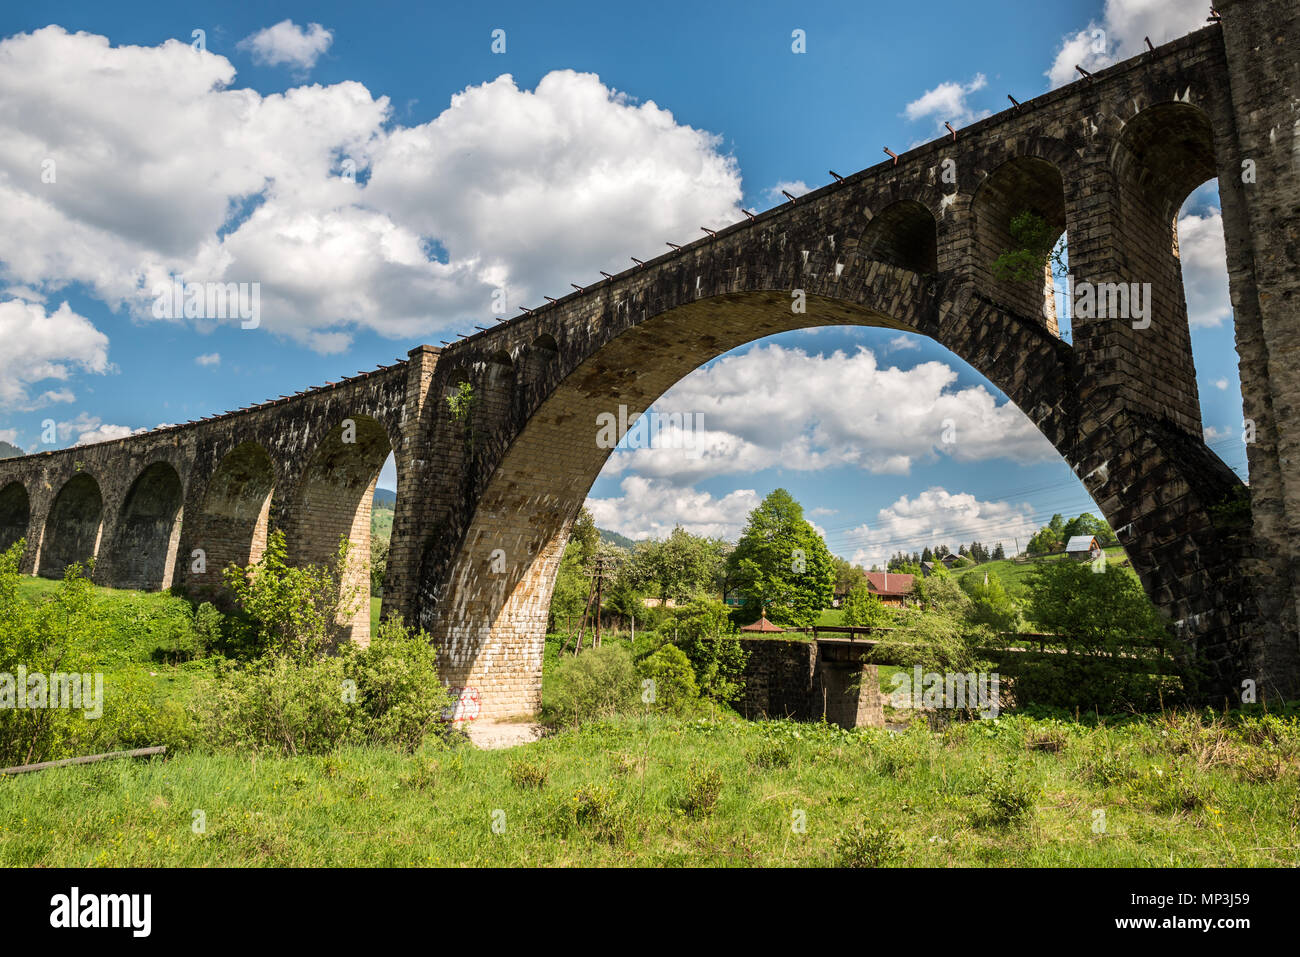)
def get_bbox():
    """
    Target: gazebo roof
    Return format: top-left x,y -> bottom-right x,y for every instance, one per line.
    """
740,614 -> 785,633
